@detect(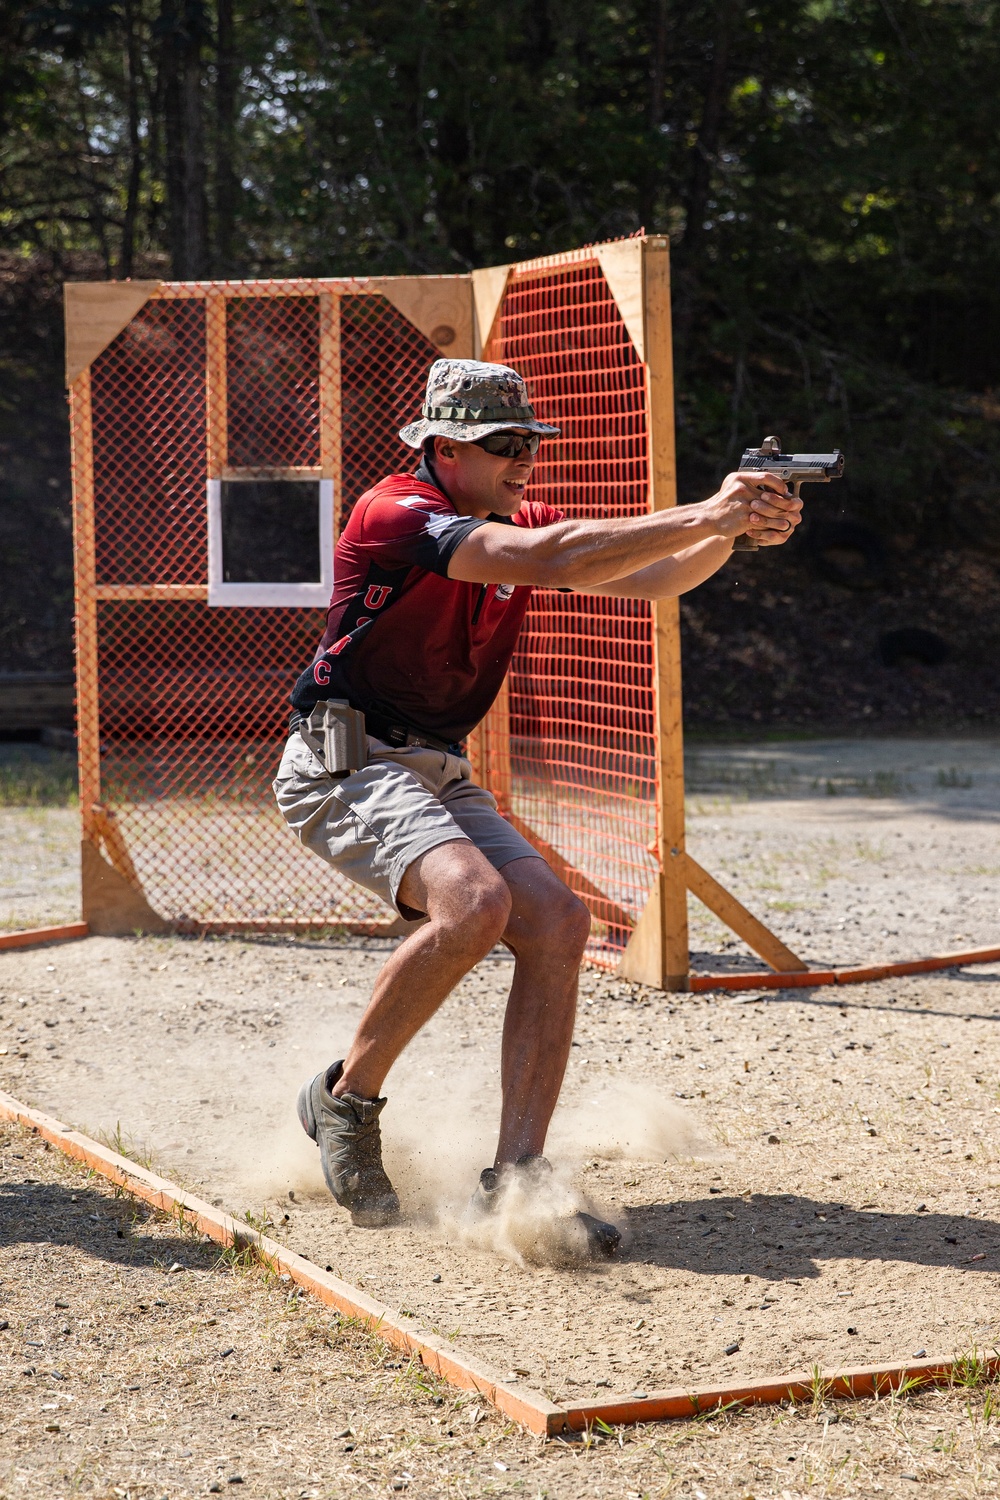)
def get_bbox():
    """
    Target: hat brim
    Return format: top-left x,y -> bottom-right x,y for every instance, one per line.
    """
399,416 -> 561,449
